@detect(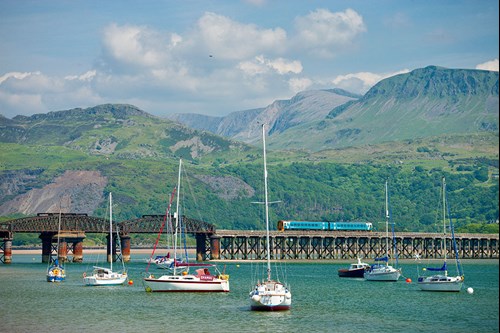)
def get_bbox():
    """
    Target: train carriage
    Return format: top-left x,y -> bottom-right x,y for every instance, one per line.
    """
277,220 -> 372,232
